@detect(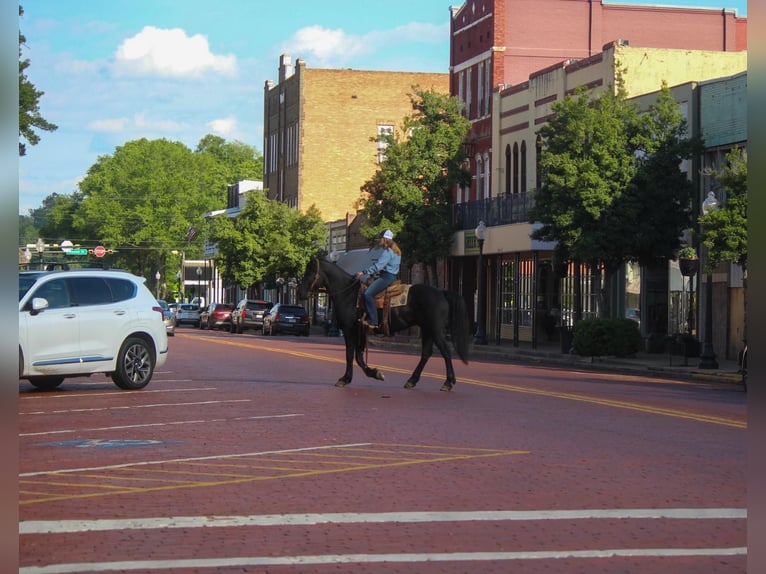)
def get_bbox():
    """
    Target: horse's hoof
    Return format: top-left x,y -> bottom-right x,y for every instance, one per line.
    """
375,371 -> 385,381
335,379 -> 350,387
440,382 -> 453,392
404,381 -> 416,389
